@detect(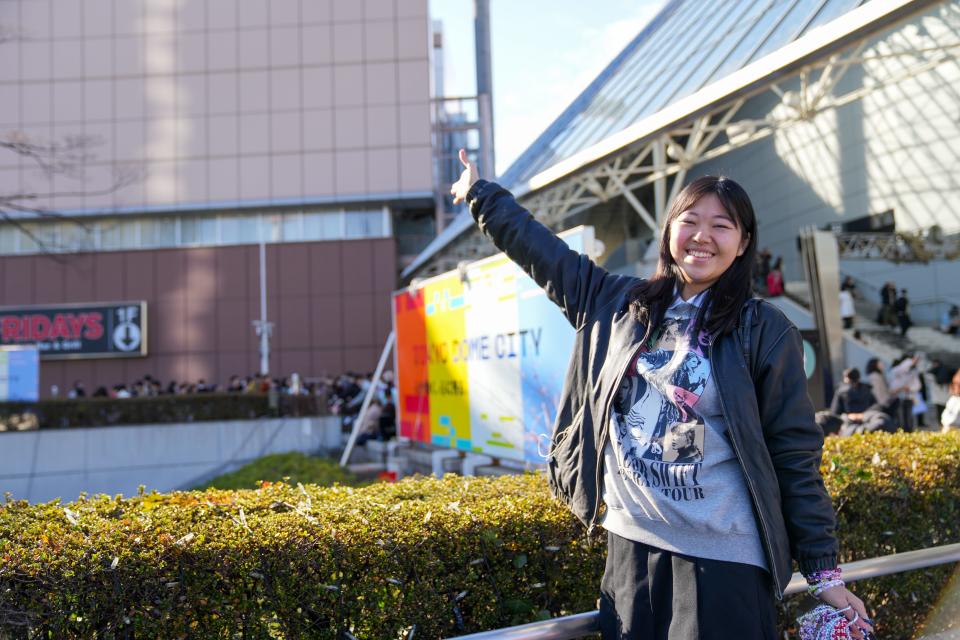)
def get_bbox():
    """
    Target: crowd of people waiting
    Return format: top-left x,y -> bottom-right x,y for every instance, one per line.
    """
322,371 -> 397,444
56,372 -> 318,400
55,370 -> 400,443
55,358 -> 956,443
816,354 -> 960,436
